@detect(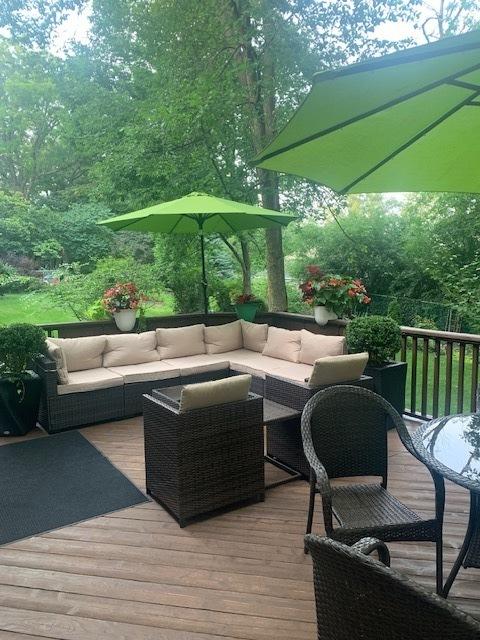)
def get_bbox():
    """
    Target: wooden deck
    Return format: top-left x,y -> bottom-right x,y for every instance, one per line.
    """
0,417 -> 479,639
